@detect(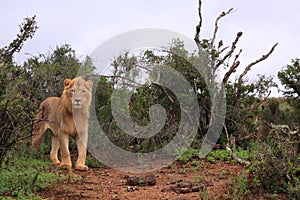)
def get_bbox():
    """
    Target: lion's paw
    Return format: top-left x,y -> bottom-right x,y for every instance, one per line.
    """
52,160 -> 61,166
75,164 -> 89,171
59,162 -> 72,170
